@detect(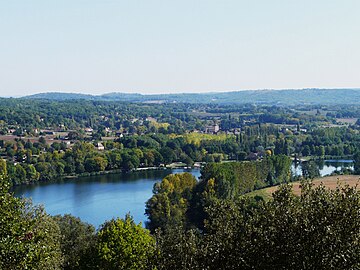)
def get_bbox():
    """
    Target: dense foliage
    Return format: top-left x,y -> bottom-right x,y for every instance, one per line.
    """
0,160 -> 63,270
53,214 -> 96,270
201,155 -> 291,198
145,173 -> 197,231
145,159 -> 291,231
96,215 -> 156,270
154,182 -> 360,269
